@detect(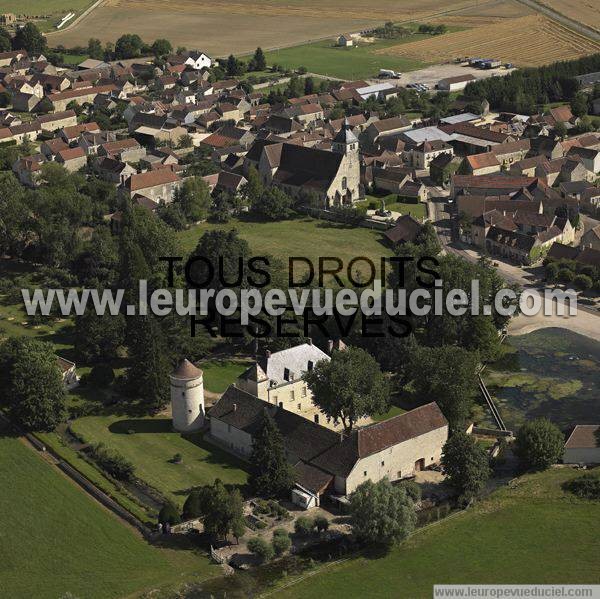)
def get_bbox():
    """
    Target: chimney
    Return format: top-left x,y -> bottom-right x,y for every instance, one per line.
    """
232,403 -> 237,412
307,337 -> 313,345
327,339 -> 334,354
339,431 -> 344,443
265,349 -> 271,358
